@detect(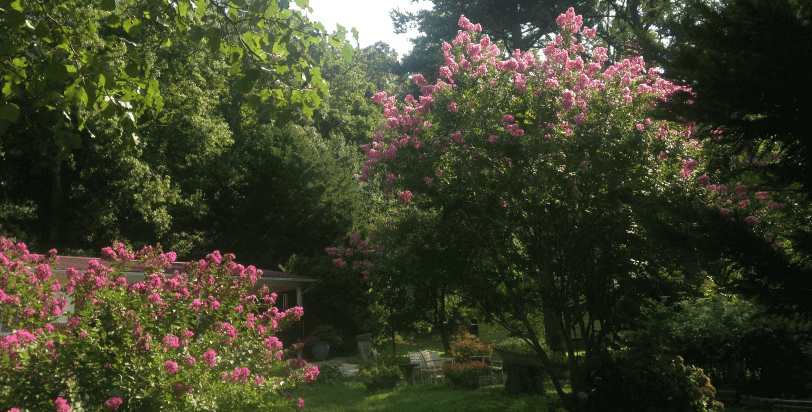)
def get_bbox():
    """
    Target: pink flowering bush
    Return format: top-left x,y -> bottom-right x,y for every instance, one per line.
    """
0,239 -> 316,411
